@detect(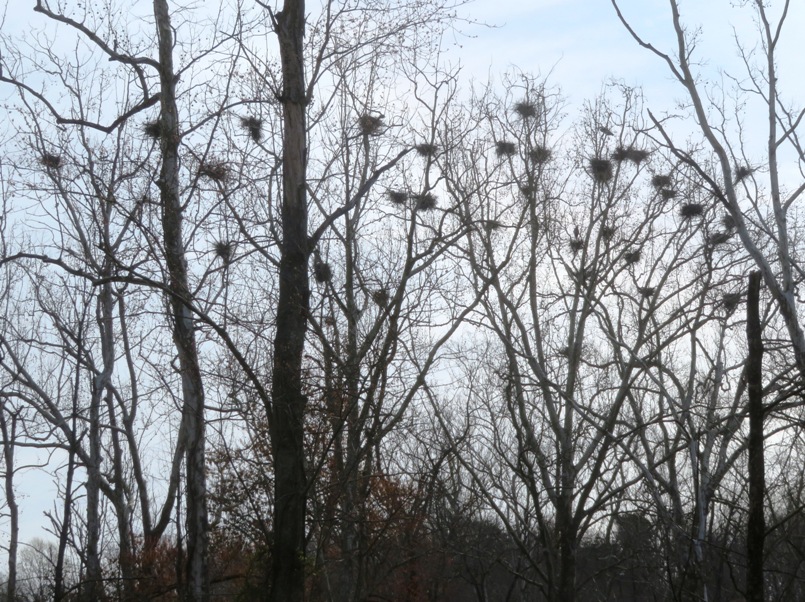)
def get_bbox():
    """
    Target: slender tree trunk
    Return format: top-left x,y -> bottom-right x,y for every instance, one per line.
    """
80,279 -> 116,601
269,0 -> 310,599
746,270 -> 765,602
556,492 -> 576,602
60,329 -> 83,600
0,408 -> 18,602
56,441 -> 77,601
153,0 -> 209,598
83,378 -> 103,601
340,199 -> 364,601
